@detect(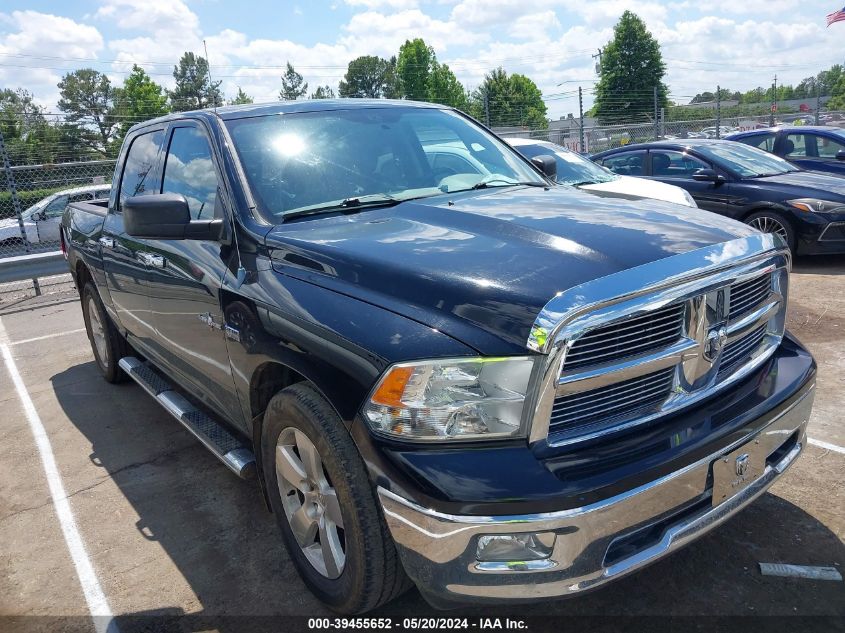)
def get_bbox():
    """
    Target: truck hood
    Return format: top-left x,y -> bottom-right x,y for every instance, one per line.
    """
265,186 -> 755,354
